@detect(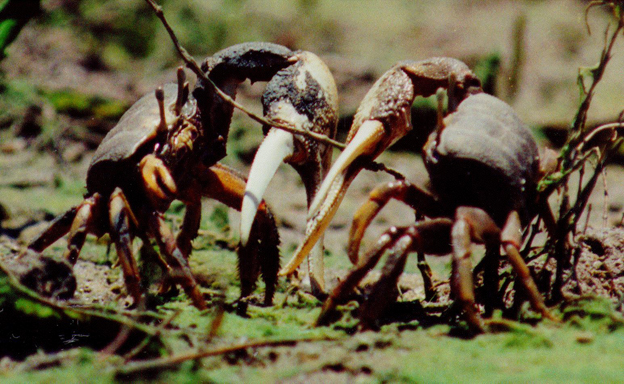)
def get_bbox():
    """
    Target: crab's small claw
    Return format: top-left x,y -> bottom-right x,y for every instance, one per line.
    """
280,58 -> 481,276
140,154 -> 178,210
240,51 -> 338,292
